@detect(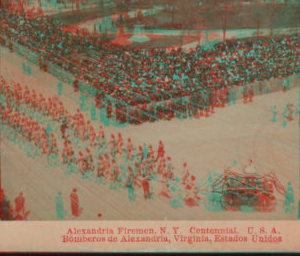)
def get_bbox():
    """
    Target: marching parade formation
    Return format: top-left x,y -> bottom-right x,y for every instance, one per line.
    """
1,75 -> 296,216
0,77 -> 202,210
